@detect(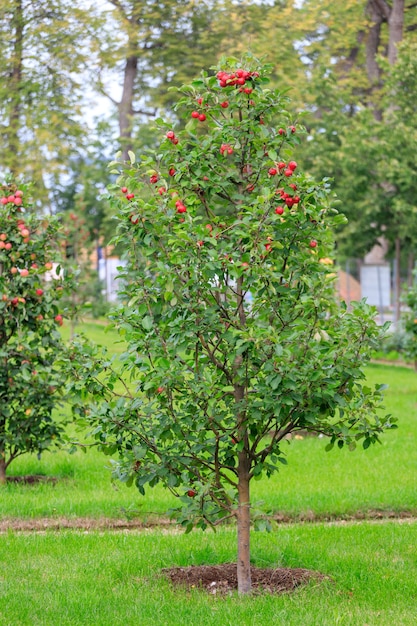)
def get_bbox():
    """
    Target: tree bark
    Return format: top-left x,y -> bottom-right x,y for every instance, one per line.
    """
8,0 -> 24,176
118,54 -> 138,162
365,0 -> 386,87
237,448 -> 251,594
388,0 -> 405,64
0,457 -> 6,485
